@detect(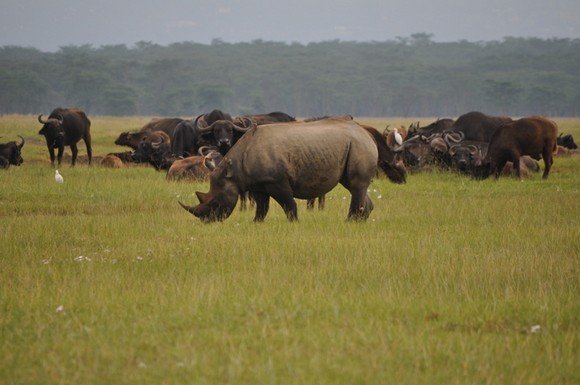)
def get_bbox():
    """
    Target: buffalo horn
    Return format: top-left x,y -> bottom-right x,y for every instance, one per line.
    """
197,146 -> 217,156
233,117 -> 254,132
38,114 -> 61,125
444,131 -> 464,146
17,135 -> 25,149
423,133 -> 439,142
449,145 -> 458,156
468,145 -> 479,155
194,115 -> 215,133
203,155 -> 216,171
383,124 -> 391,137
151,137 -> 164,149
